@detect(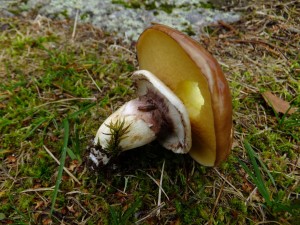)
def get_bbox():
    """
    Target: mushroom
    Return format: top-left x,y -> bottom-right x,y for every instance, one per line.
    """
95,70 -> 192,154
93,24 -> 233,167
